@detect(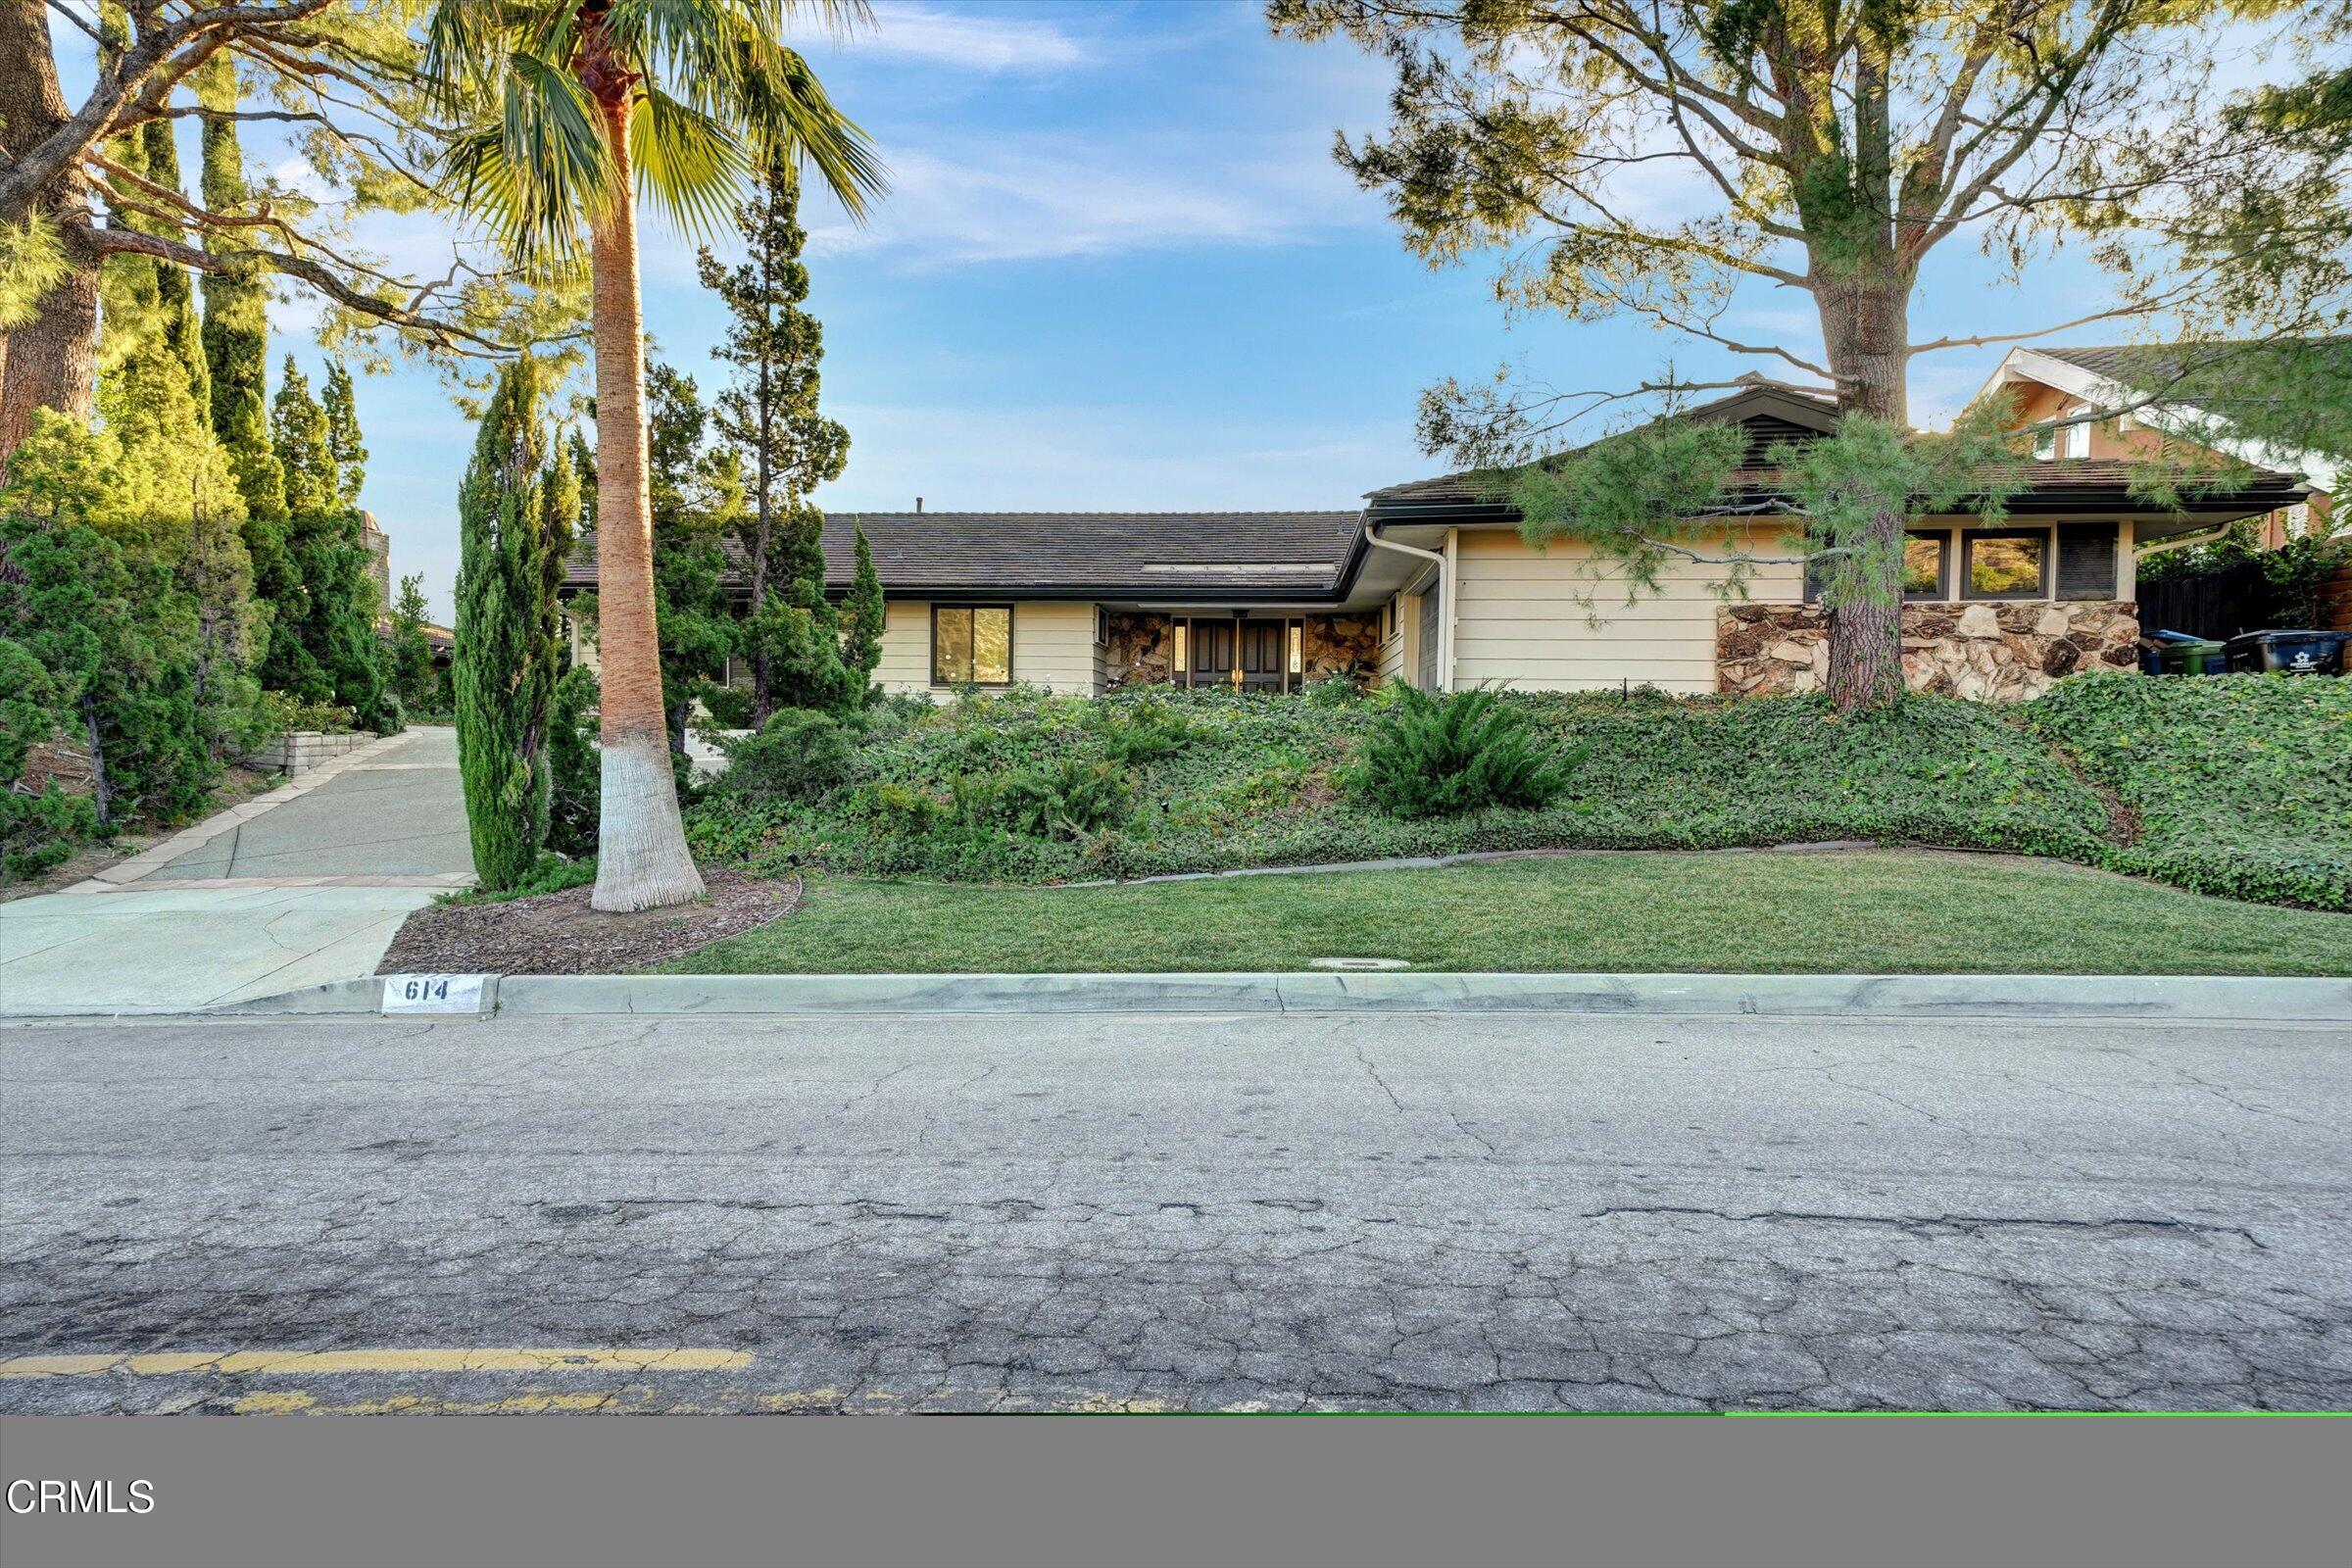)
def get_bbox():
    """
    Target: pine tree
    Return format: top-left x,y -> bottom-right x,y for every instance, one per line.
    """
322,358 -> 368,512
698,155 -> 852,720
453,359 -> 571,890
646,366 -> 745,752
196,56 -> 286,520
841,524 -> 885,703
